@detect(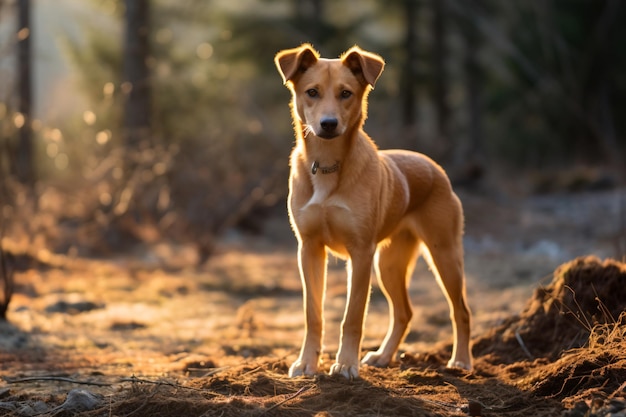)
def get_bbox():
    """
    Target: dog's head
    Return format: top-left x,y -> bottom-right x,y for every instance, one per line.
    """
275,44 -> 385,140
